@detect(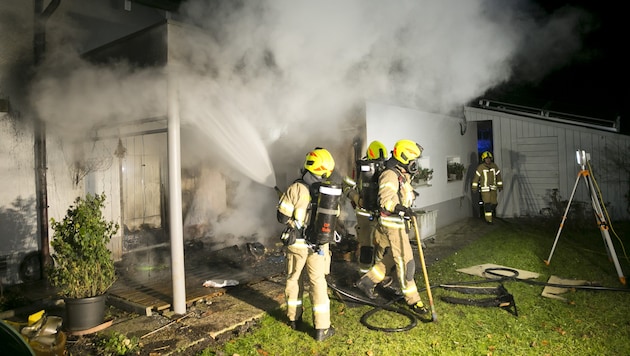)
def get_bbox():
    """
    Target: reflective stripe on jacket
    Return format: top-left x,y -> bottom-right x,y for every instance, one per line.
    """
378,167 -> 414,229
471,162 -> 503,192
277,182 -> 311,229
